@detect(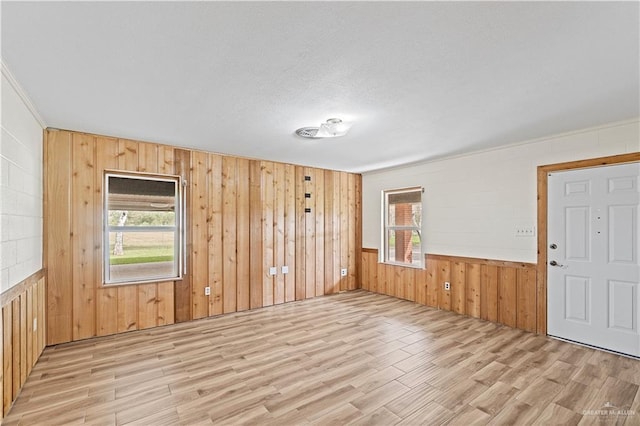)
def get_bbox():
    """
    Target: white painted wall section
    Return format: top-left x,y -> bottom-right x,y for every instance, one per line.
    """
362,120 -> 639,263
1,70 -> 44,292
